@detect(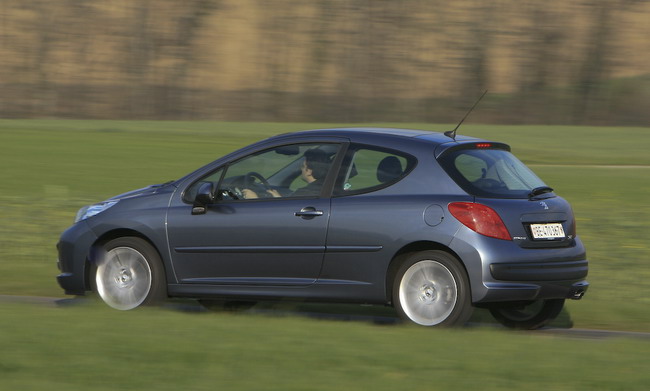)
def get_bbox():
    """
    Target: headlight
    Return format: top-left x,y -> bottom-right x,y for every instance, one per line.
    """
75,201 -> 118,223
